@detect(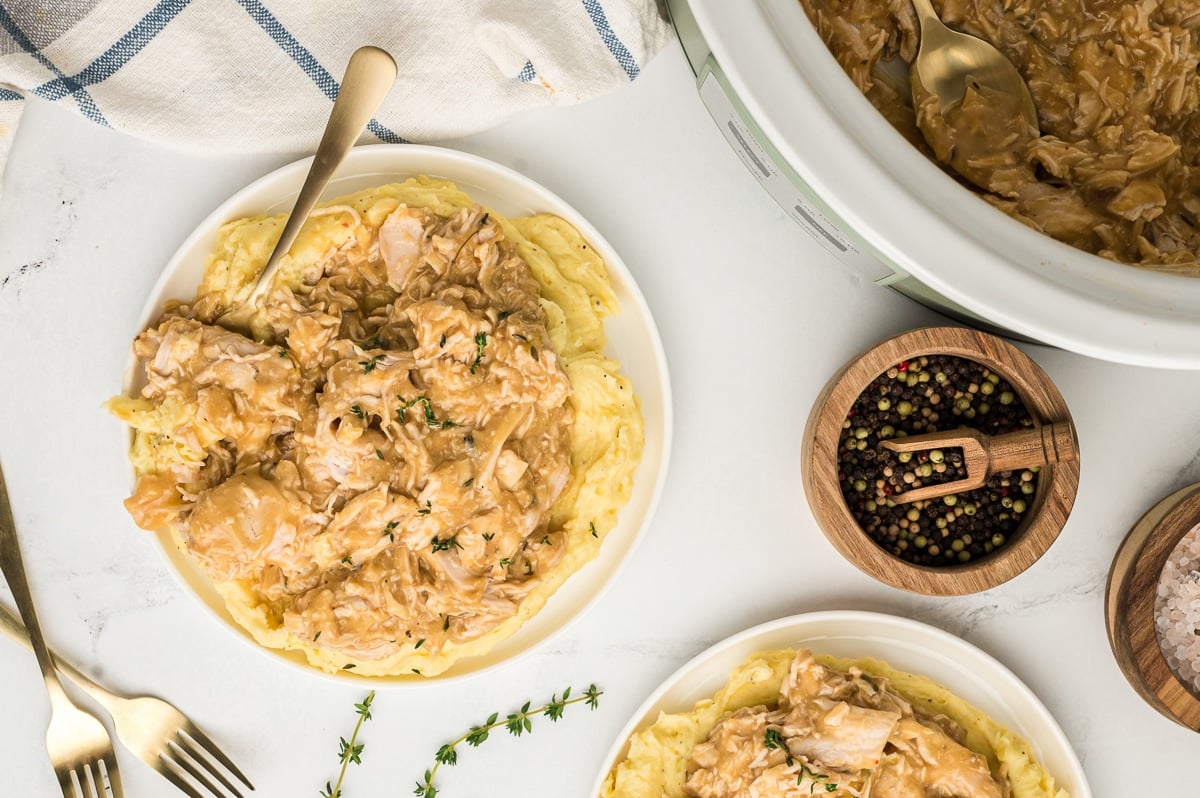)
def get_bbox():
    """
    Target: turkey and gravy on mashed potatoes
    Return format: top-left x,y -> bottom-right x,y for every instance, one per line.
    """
602,648 -> 1068,798
108,177 -> 643,677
